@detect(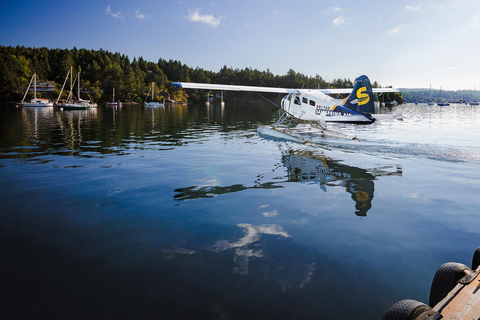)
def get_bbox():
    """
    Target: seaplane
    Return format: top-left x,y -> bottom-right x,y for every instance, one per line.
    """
172,75 -> 400,142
